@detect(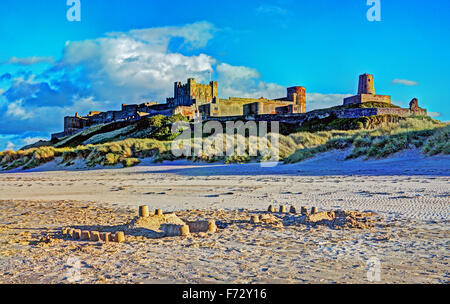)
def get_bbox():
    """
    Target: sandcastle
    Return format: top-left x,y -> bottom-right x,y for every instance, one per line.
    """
62,227 -> 125,243
289,206 -> 297,214
61,205 -> 219,242
263,205 -> 378,229
127,205 -> 218,238
60,204 -> 378,245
